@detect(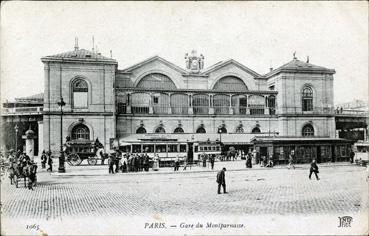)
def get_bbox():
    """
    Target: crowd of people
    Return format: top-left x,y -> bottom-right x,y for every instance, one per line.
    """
106,150 -> 157,174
